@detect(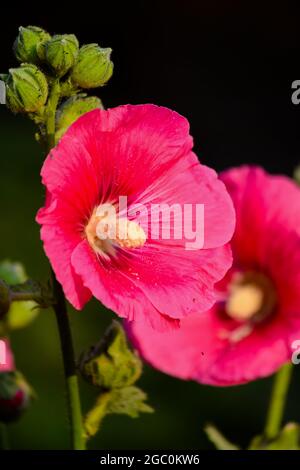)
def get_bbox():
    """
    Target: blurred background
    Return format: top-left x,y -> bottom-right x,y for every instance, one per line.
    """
0,0 -> 300,449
